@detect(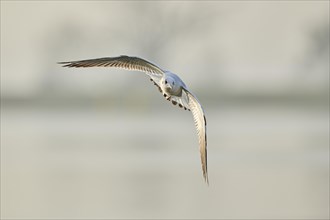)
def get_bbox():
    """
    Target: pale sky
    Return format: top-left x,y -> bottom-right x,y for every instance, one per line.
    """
1,1 -> 329,96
